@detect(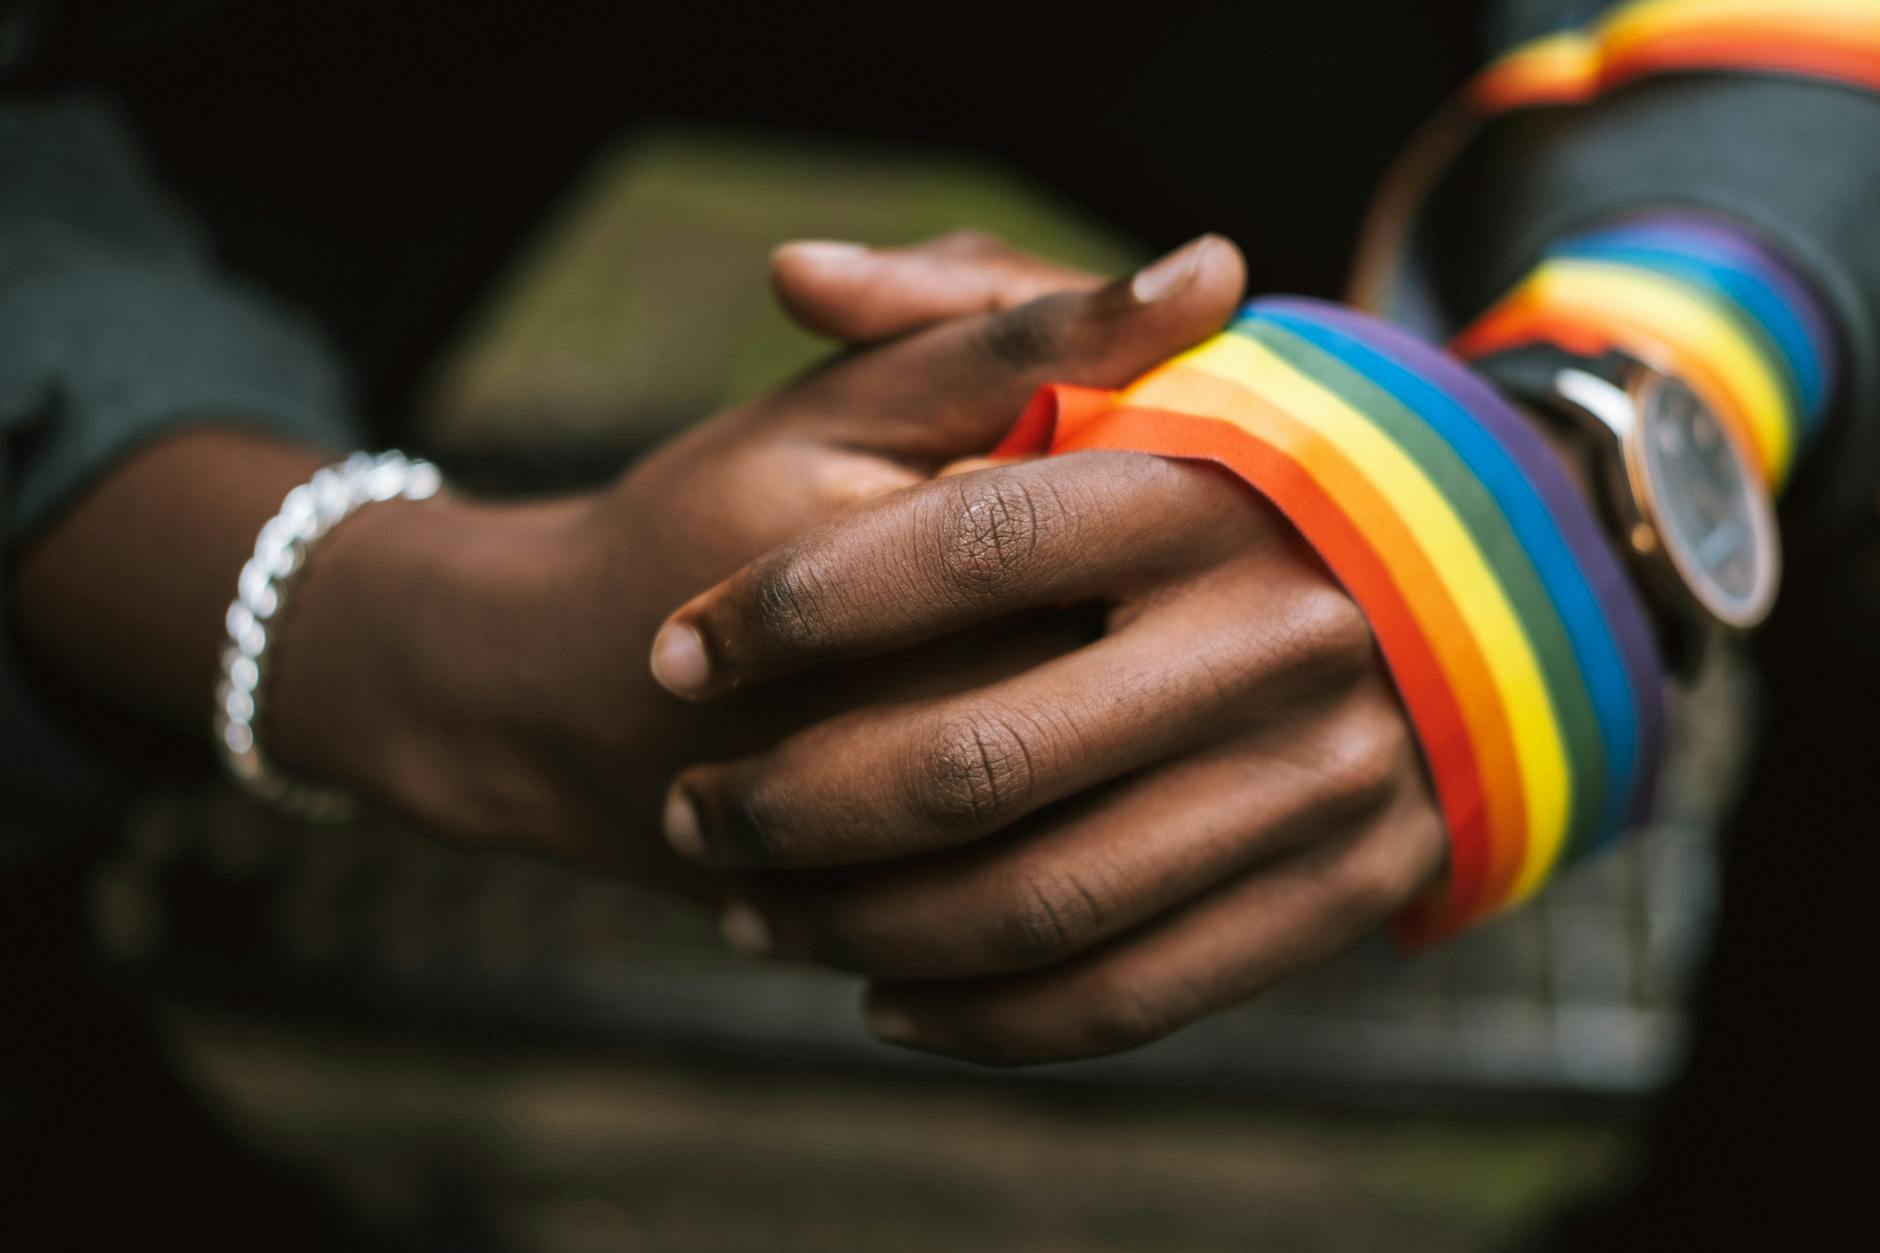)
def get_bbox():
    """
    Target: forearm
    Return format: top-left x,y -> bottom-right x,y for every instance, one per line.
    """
8,425 -> 638,853
0,93 -> 366,824
13,428 -> 326,731
260,475 -> 616,844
